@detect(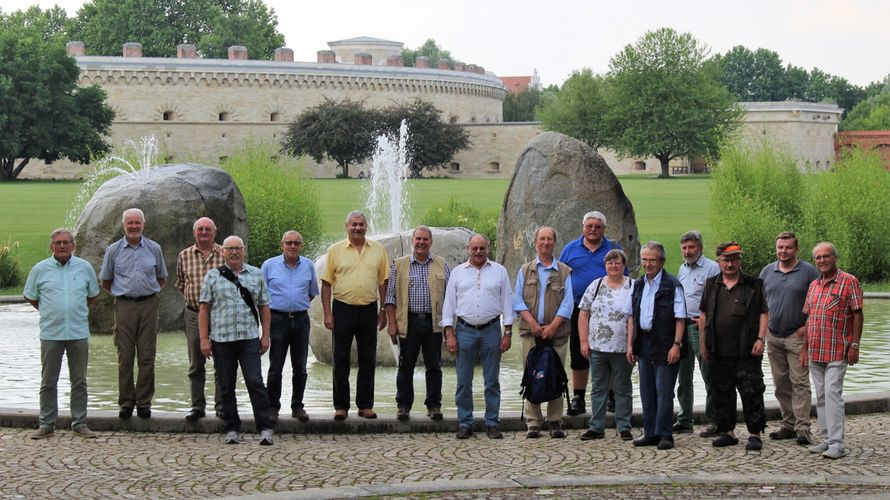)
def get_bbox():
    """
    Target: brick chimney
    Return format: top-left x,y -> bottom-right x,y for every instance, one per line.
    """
123,42 -> 142,58
437,59 -> 451,70
386,55 -> 404,67
317,50 -> 337,63
274,48 -> 294,62
415,56 -> 429,68
354,52 -> 372,65
176,44 -> 197,59
228,45 -> 248,60
66,41 -> 85,57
